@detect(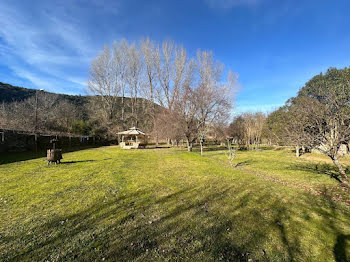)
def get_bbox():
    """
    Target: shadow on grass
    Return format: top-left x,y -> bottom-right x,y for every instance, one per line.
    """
320,188 -> 350,262
0,145 -> 105,165
60,160 -> 98,164
288,162 -> 343,183
334,234 -> 350,262
201,146 -> 228,152
4,184 -> 322,261
143,146 -> 171,149
235,160 -> 252,167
